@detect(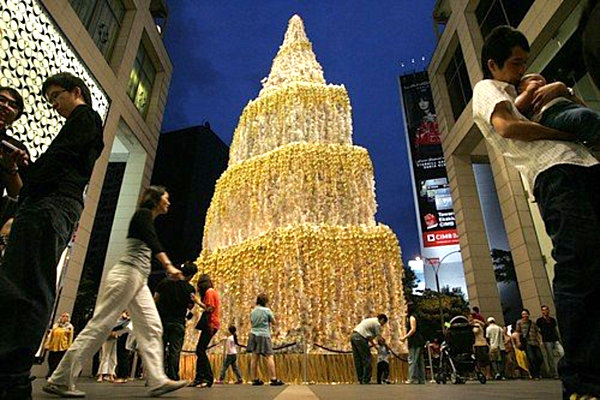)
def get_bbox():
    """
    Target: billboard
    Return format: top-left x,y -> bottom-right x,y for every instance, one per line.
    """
399,71 -> 458,248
